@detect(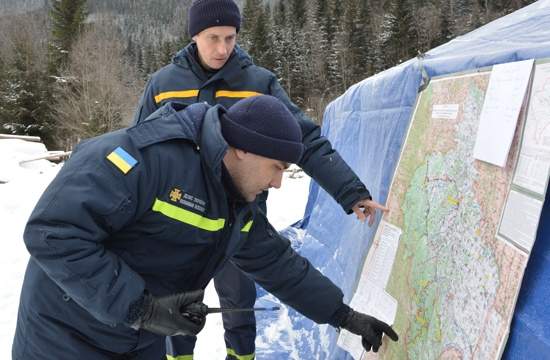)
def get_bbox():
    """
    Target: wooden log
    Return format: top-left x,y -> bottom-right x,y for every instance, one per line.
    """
0,134 -> 42,142
19,151 -> 72,165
